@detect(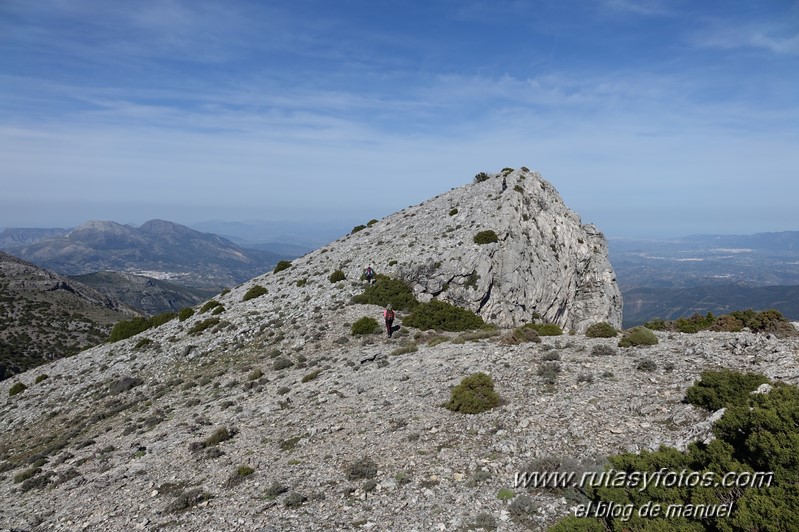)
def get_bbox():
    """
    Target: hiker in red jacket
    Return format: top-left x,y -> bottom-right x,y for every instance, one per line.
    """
384,304 -> 395,338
